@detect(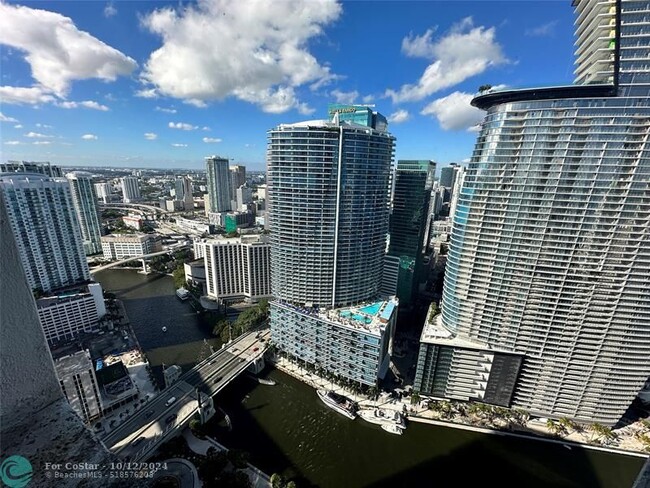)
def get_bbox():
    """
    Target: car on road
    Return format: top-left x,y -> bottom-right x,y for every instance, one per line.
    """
165,414 -> 177,424
259,338 -> 266,342
213,376 -> 223,384
210,360 -> 217,365
253,347 -> 259,352
145,410 -> 154,418
132,436 -> 145,446
165,397 -> 176,407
